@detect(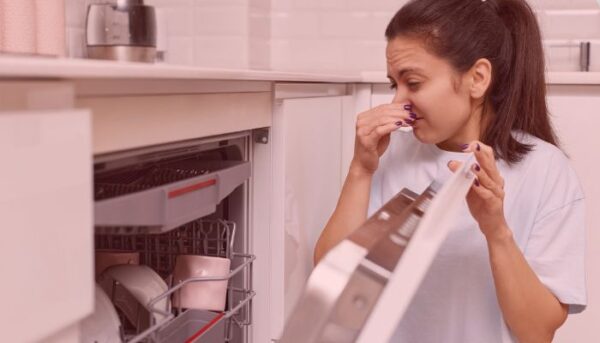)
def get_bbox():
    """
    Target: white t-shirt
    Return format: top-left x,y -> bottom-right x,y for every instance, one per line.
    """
367,130 -> 587,343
